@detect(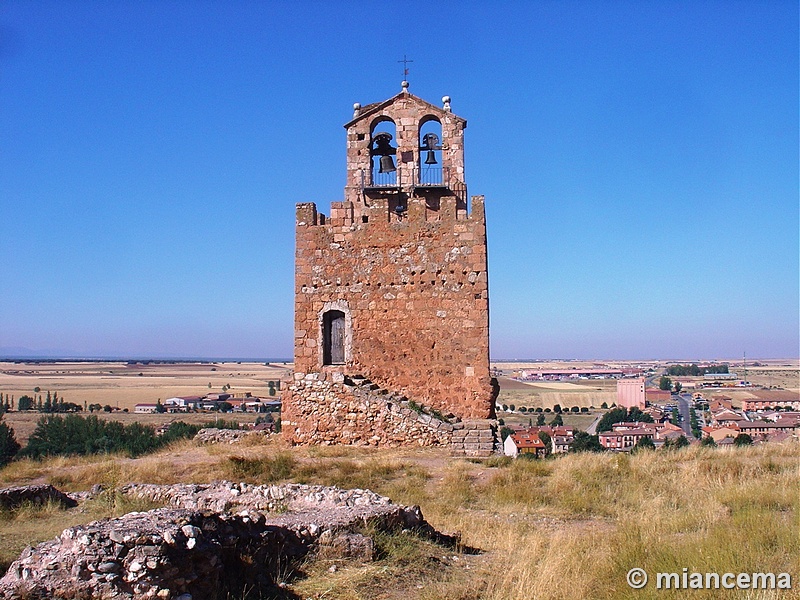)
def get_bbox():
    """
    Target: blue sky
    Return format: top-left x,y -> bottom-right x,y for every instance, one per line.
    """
1,1 -> 797,361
